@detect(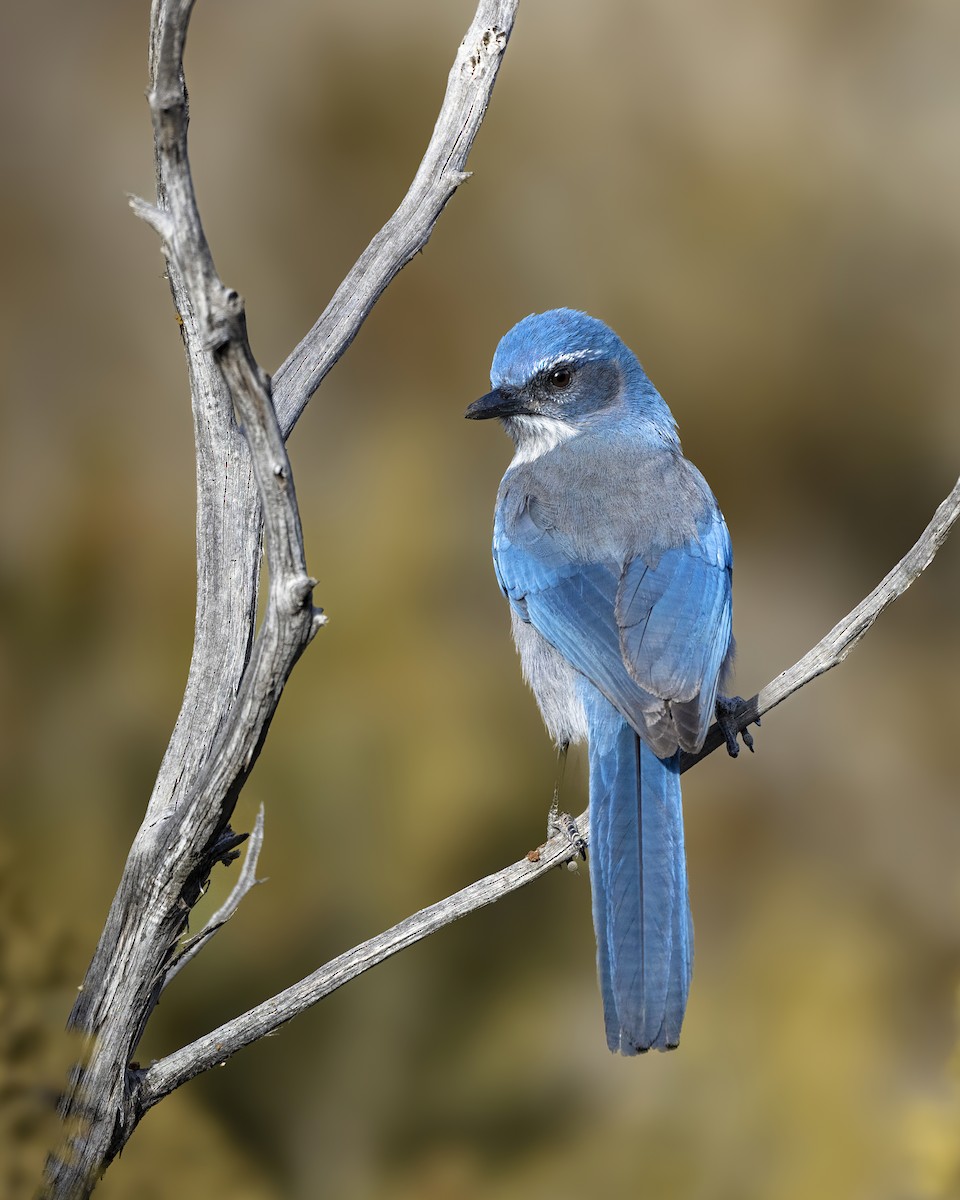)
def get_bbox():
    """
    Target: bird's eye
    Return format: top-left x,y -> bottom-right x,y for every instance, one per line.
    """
549,367 -> 573,390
